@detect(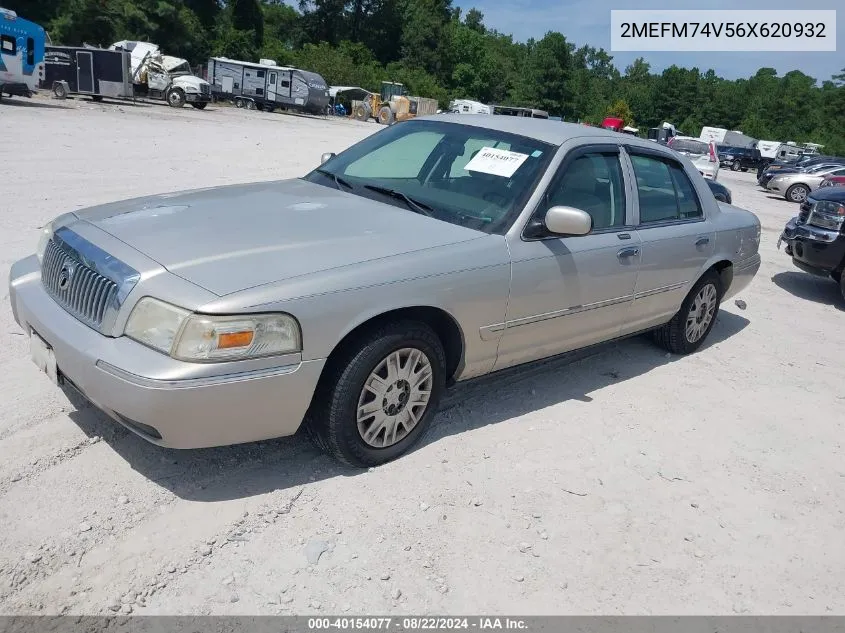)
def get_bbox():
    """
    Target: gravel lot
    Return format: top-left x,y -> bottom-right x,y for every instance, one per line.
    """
1,96 -> 844,616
